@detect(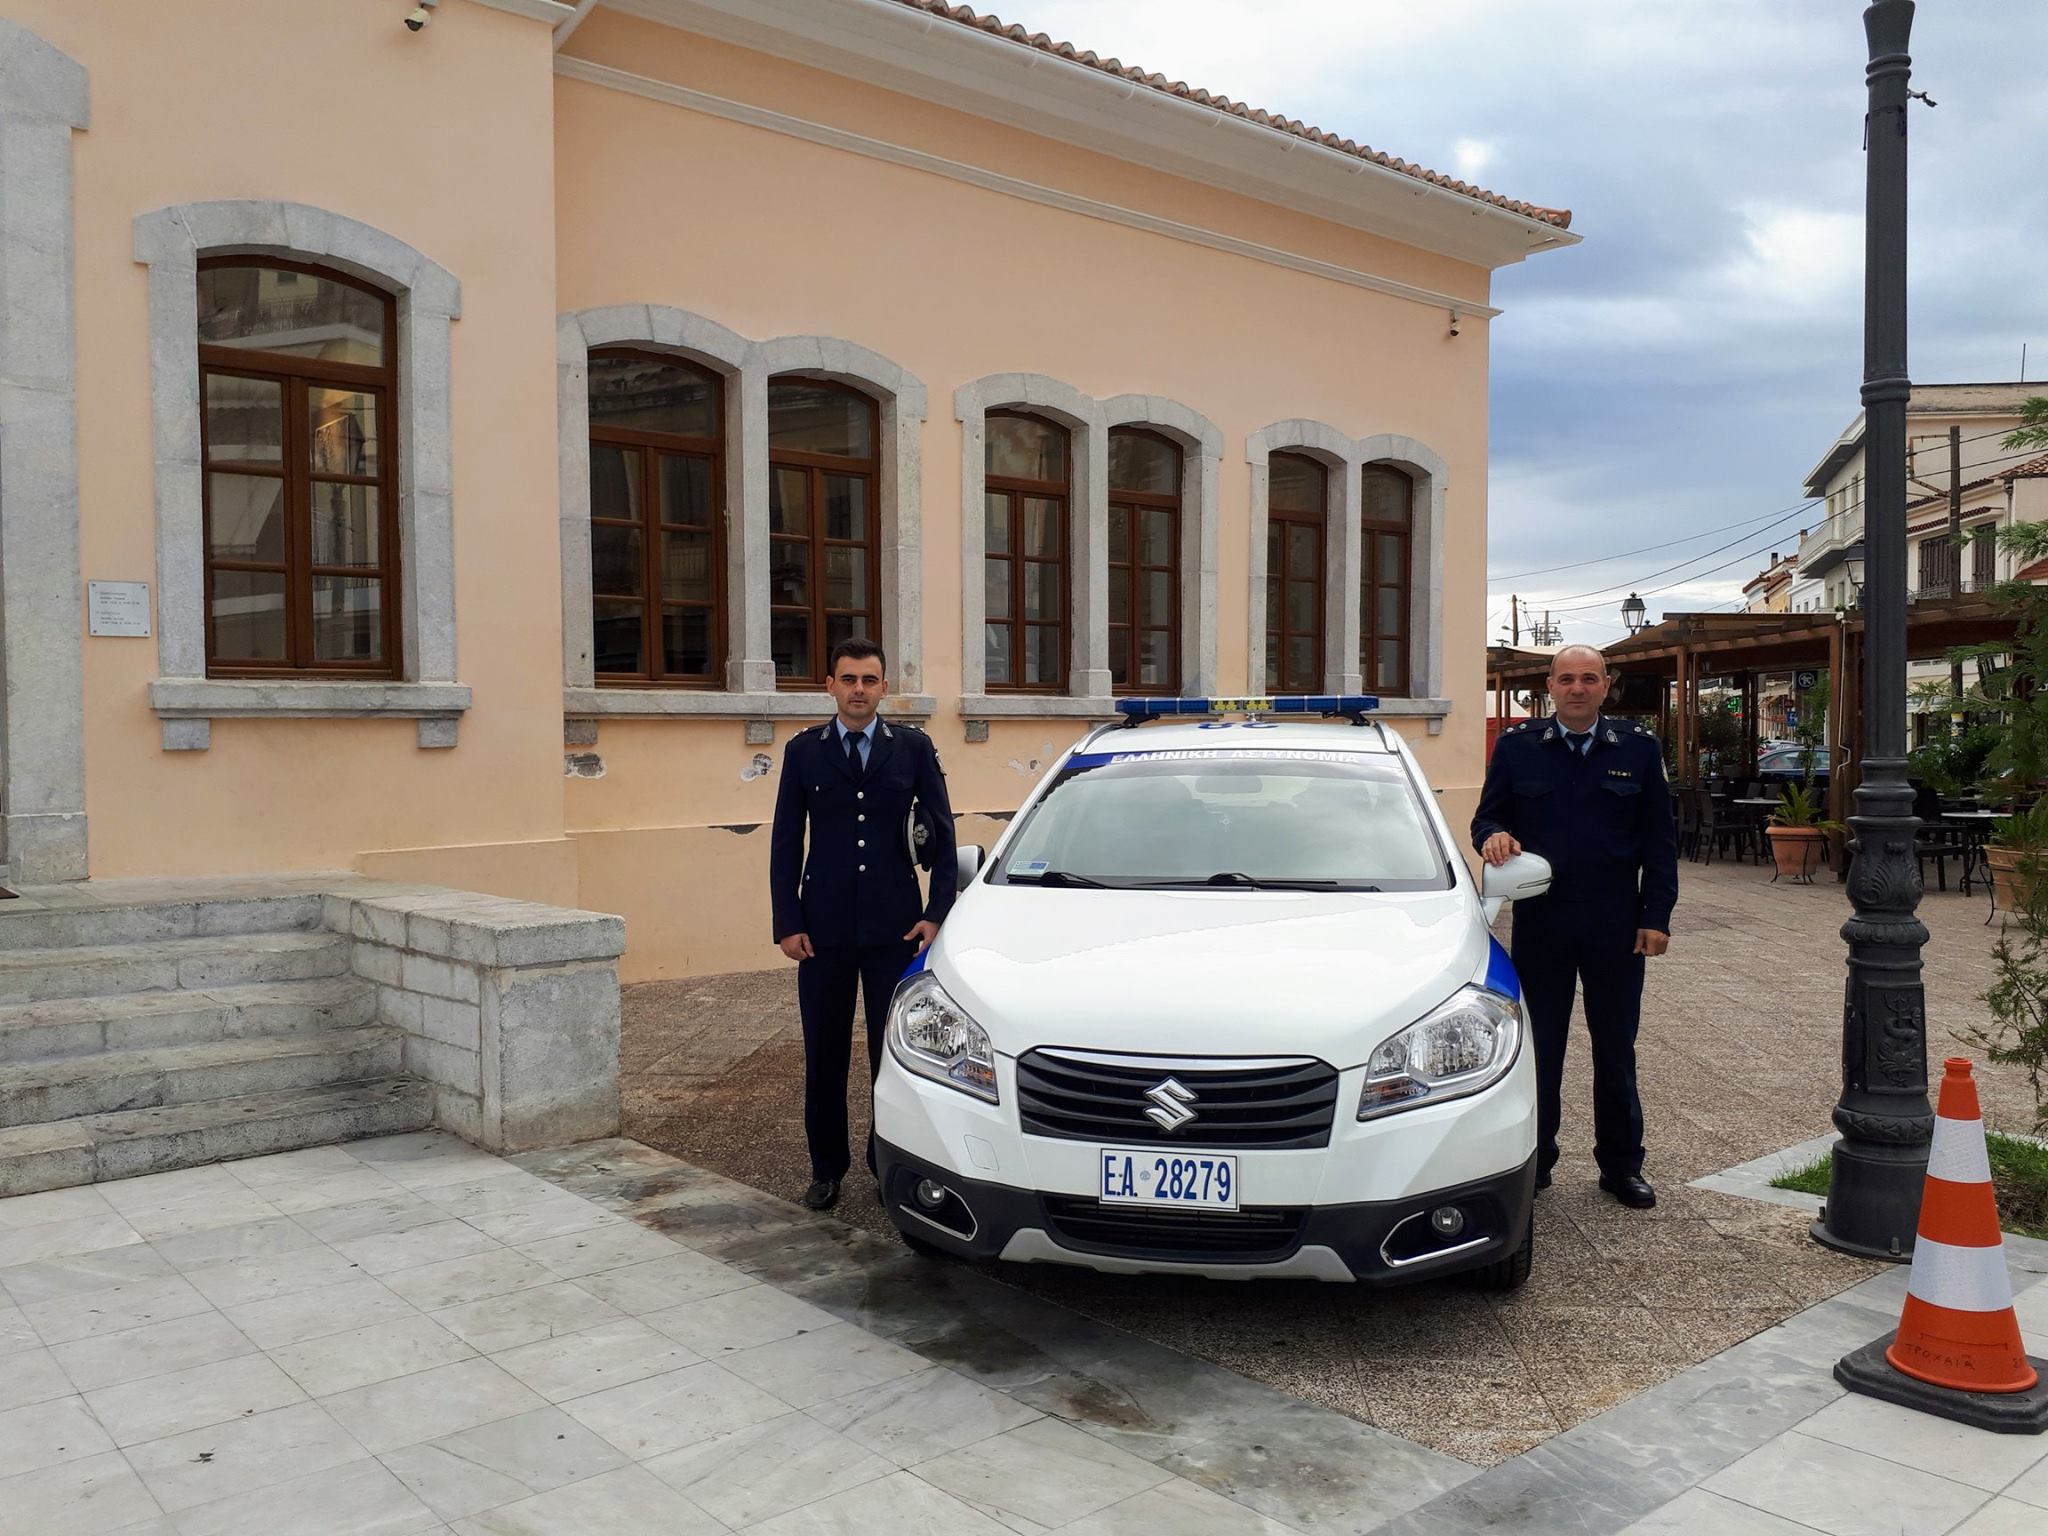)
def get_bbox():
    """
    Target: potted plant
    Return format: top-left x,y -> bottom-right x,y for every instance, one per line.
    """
1988,800 -> 2048,914
1765,784 -> 1844,882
